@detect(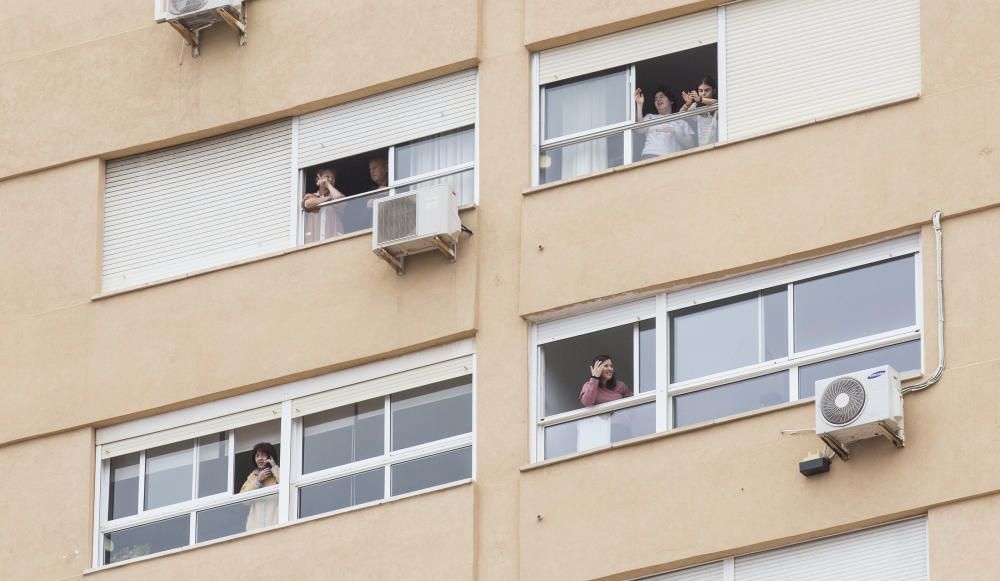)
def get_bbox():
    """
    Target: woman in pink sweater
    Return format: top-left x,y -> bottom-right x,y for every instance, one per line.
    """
580,355 -> 633,406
